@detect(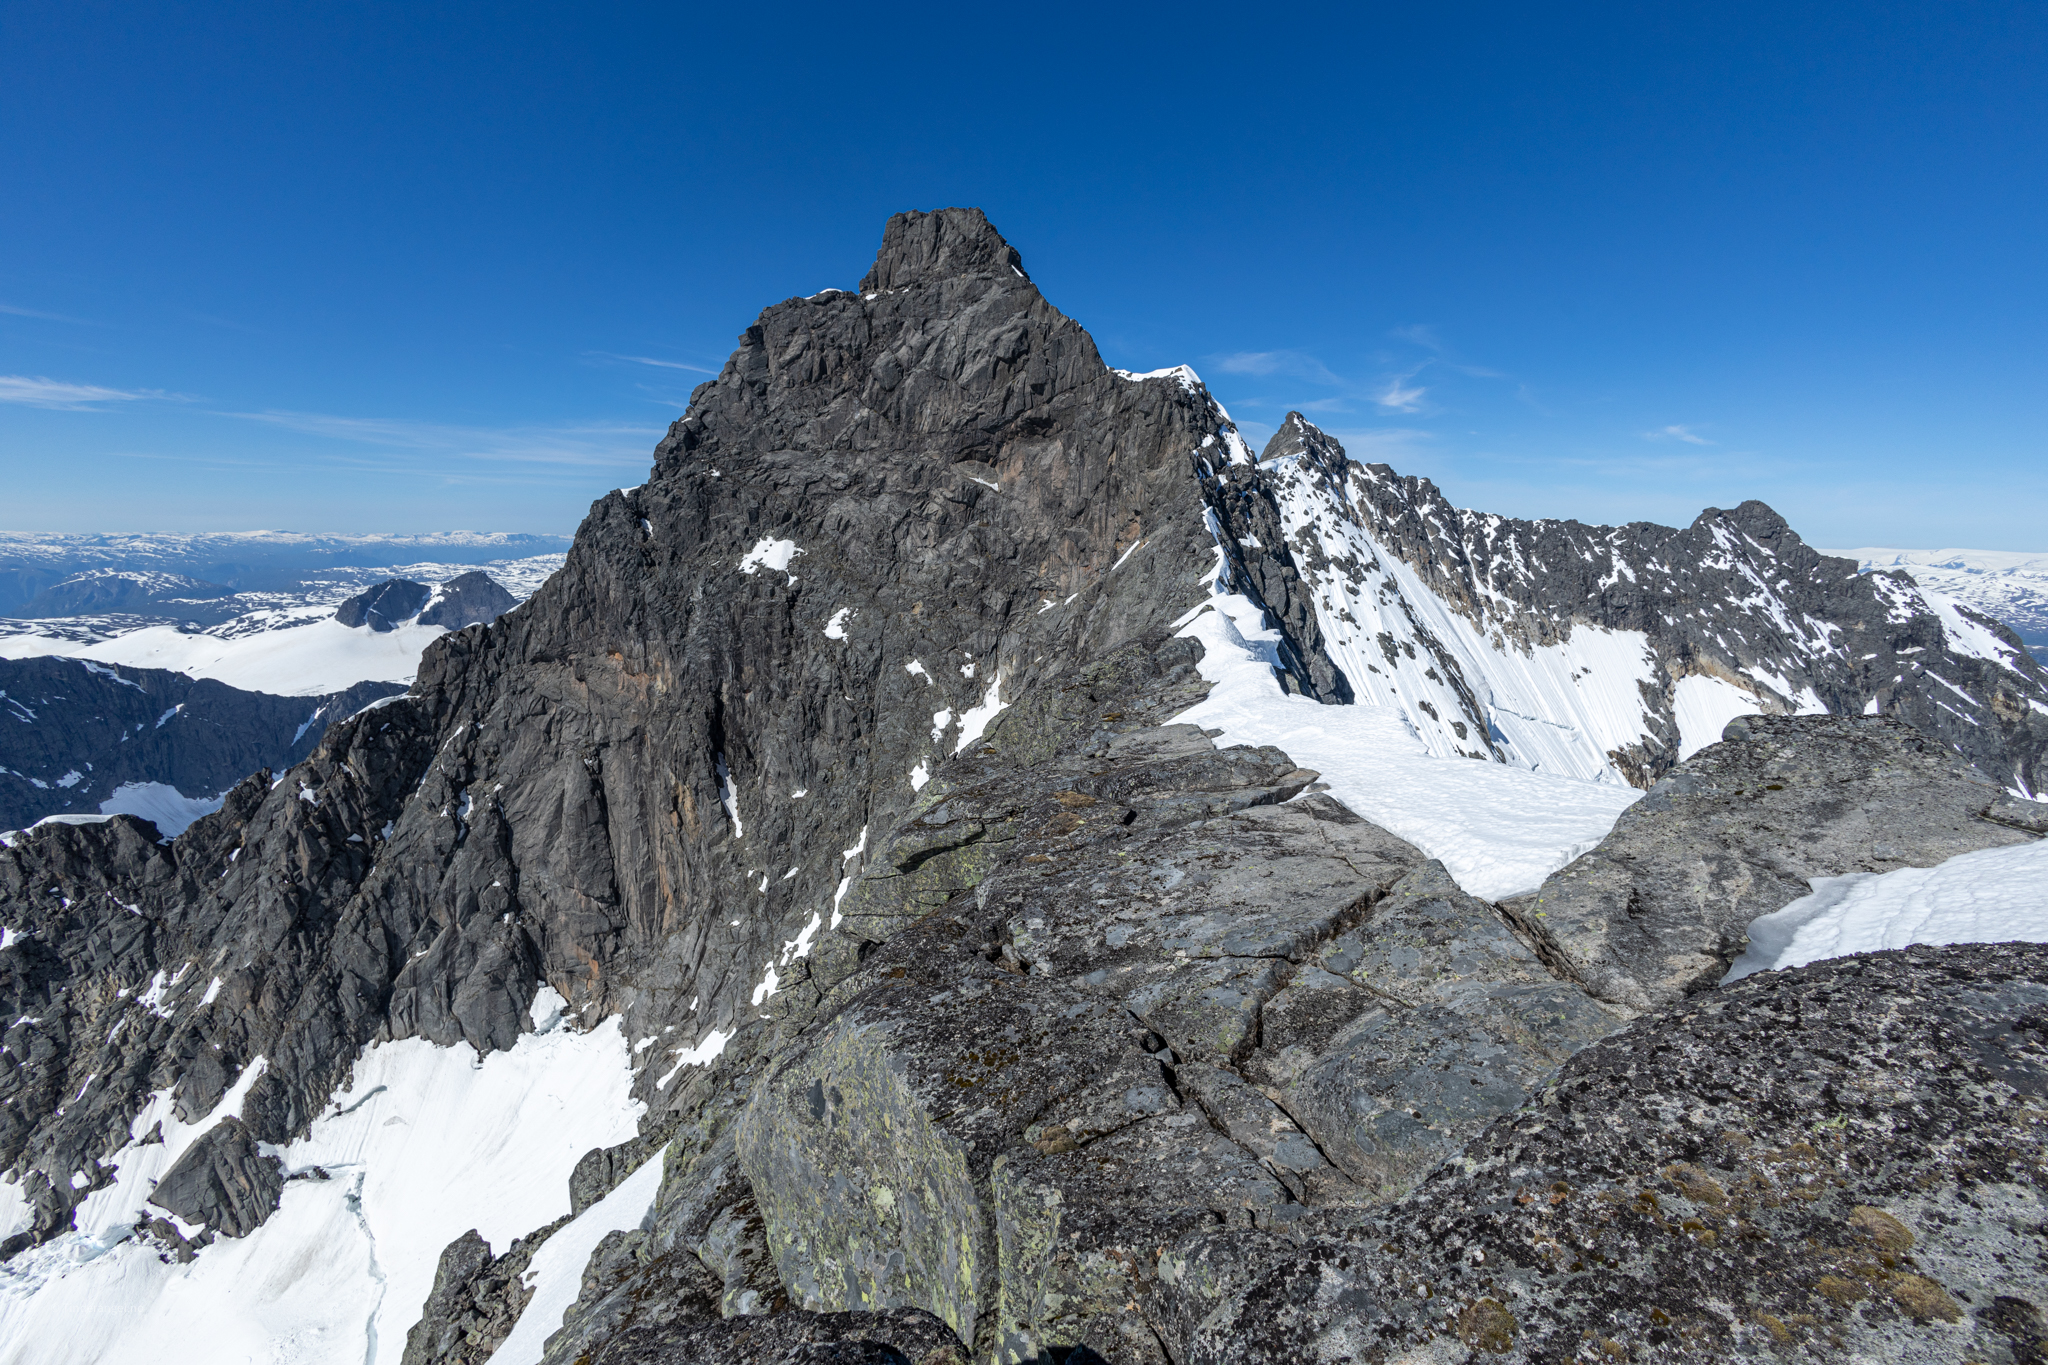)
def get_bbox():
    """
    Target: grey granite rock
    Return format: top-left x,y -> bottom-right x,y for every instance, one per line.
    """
1270,863 -> 1622,1199
146,1116 -> 282,1238
1506,713 -> 2036,1013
